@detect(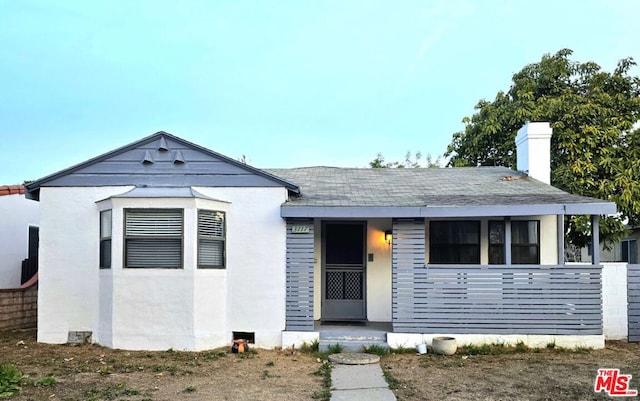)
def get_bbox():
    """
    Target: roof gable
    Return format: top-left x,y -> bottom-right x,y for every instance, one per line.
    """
26,132 -> 298,200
